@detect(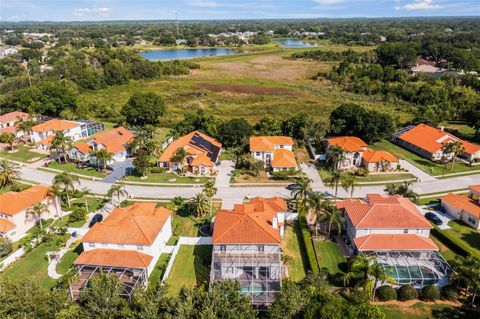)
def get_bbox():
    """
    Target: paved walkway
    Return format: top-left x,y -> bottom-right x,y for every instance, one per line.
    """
300,163 -> 324,188
399,159 -> 437,182
215,160 -> 235,188
101,159 -> 133,183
